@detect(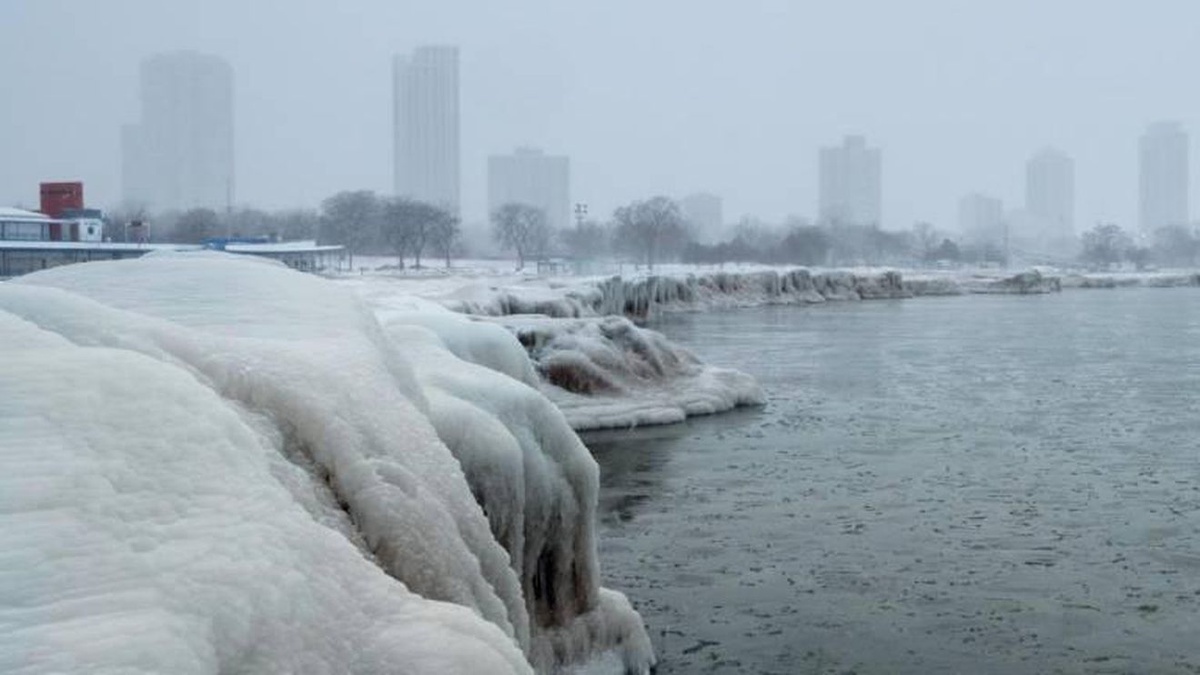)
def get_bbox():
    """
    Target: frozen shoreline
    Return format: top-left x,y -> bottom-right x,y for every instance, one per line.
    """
1,255 -> 655,675
341,264 -> 1198,433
